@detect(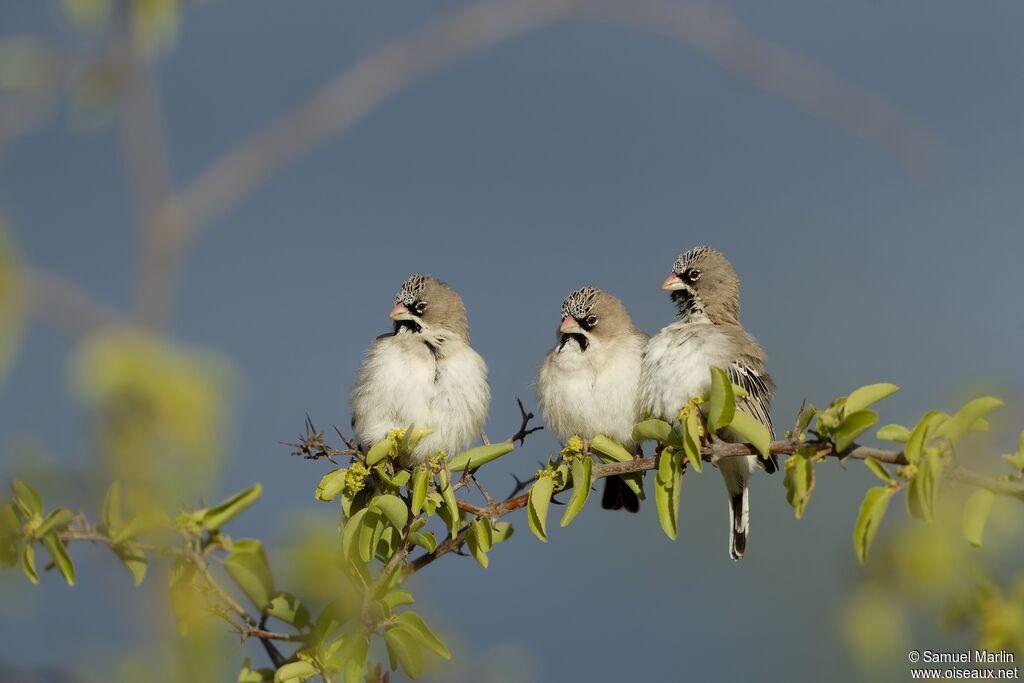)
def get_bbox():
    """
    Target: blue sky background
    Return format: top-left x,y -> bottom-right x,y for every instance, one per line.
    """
1,1 -> 1023,681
